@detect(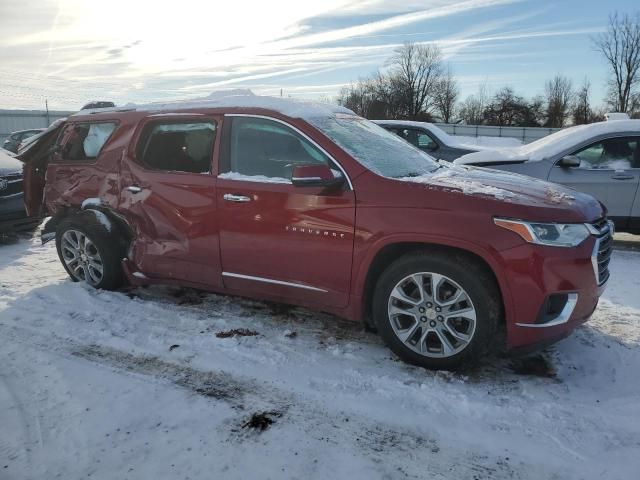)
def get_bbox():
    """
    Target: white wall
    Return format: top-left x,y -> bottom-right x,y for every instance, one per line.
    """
434,123 -> 561,144
0,109 -> 73,142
